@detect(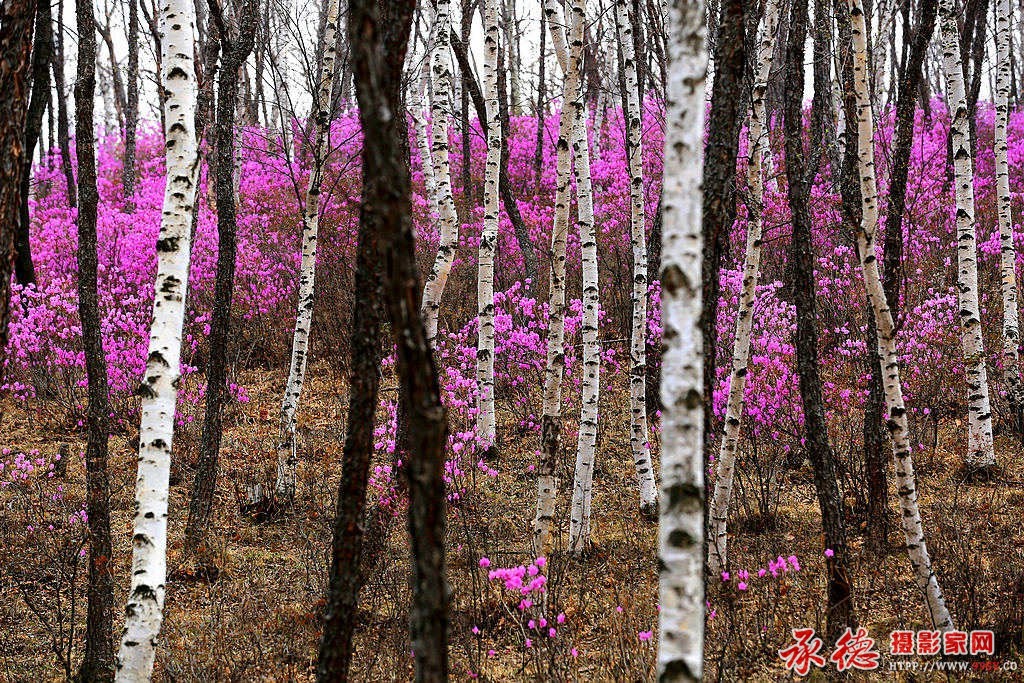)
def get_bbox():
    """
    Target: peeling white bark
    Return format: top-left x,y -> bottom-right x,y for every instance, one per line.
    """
659,0 -> 706,678
275,0 -> 340,500
116,0 -> 200,676
849,0 -> 954,631
939,0 -> 997,469
707,0 -> 779,576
